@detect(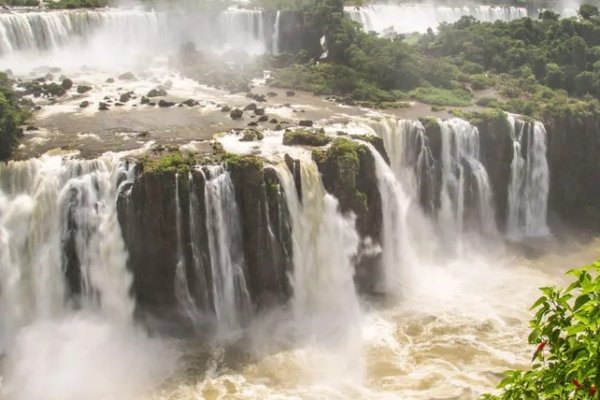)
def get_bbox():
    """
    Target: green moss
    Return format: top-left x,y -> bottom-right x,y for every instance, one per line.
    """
419,117 -> 440,132
222,153 -> 264,170
141,151 -> 197,175
240,129 -> 264,142
282,129 -> 331,147
0,73 -> 29,161
47,0 -> 109,8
